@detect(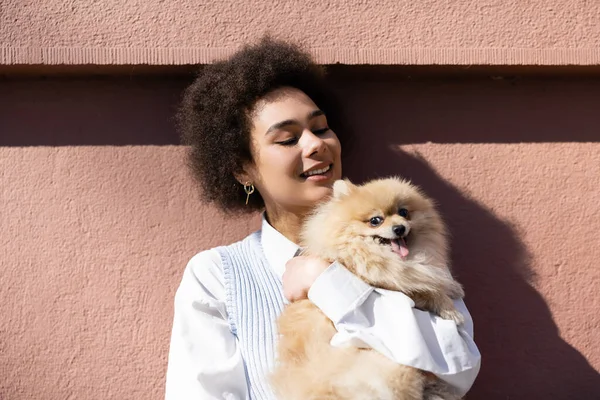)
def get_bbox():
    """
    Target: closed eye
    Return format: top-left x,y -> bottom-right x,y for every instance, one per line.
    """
276,137 -> 299,146
277,127 -> 329,146
312,127 -> 330,135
